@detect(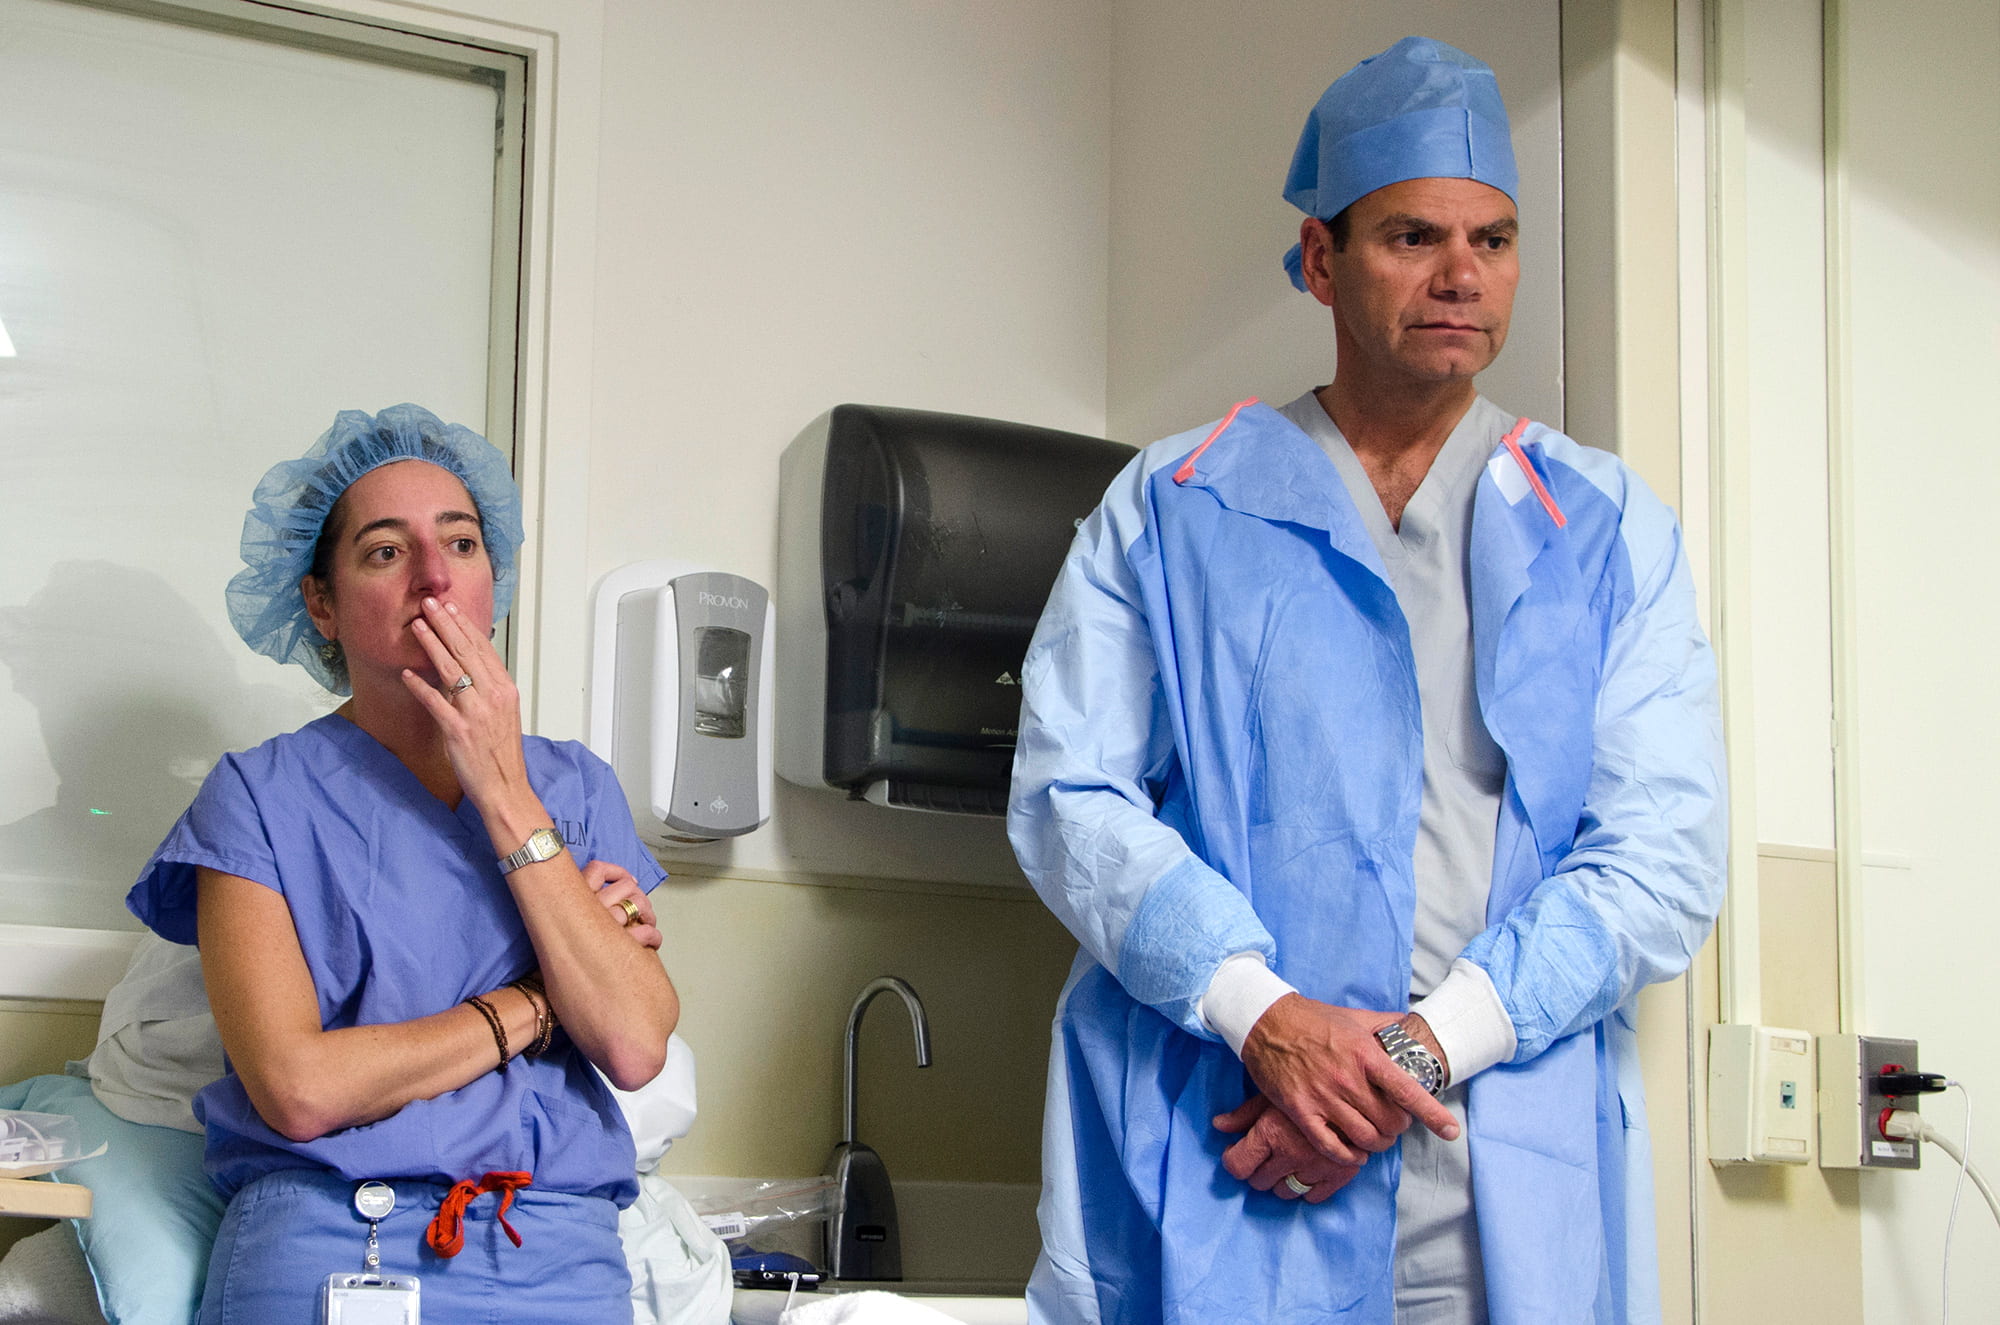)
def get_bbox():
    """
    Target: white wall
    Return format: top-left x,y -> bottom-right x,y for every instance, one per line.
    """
1741,0 -> 1835,855
1842,2 -> 2000,1317
582,0 -> 1110,891
579,0 -> 1110,1182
